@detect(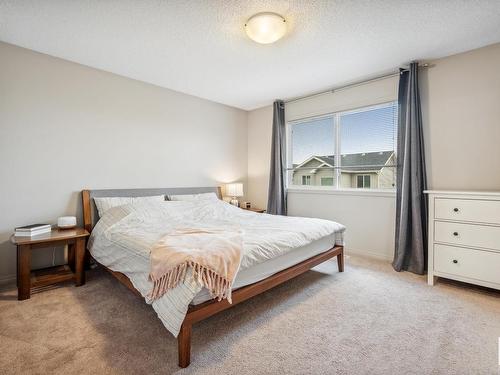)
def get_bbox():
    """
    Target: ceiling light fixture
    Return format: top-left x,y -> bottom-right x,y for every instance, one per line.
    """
245,12 -> 287,44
